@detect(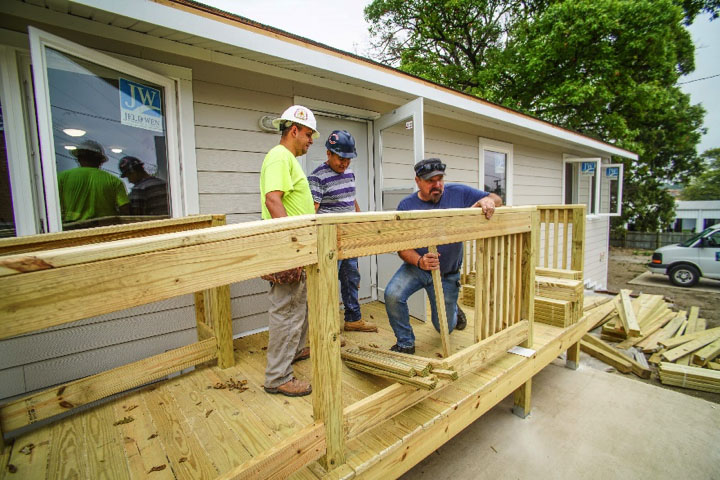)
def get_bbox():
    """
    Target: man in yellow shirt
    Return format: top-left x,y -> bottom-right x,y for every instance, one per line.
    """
260,105 -> 318,397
